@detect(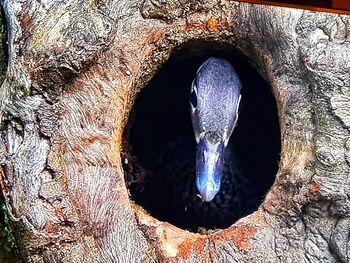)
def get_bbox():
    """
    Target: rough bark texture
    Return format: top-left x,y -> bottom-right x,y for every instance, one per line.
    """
0,10 -> 19,263
0,0 -> 349,262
